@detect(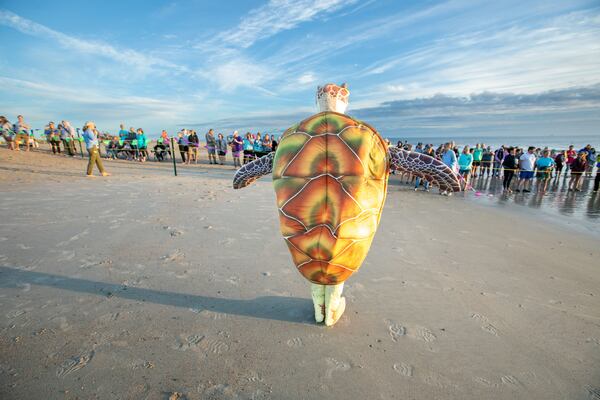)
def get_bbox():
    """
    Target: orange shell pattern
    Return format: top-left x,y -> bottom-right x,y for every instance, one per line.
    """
272,112 -> 389,285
